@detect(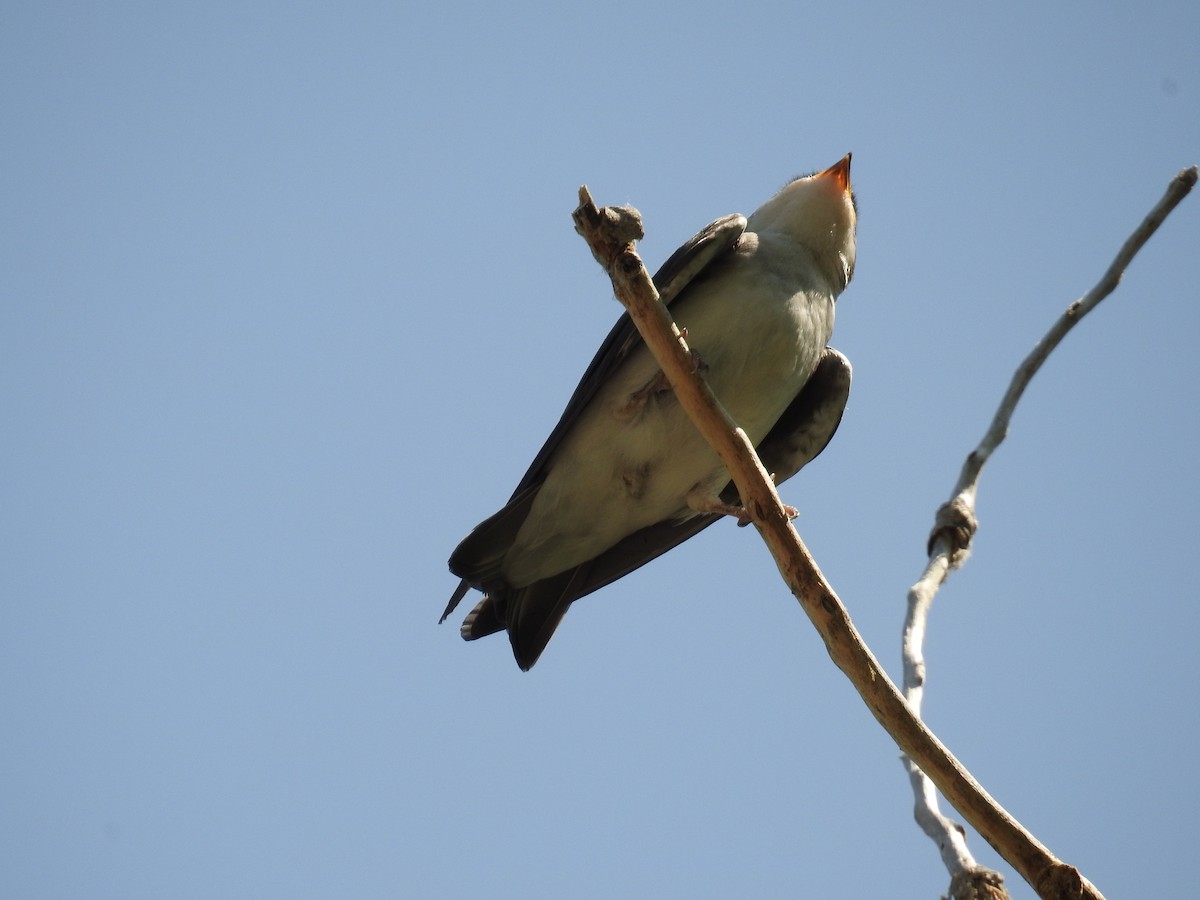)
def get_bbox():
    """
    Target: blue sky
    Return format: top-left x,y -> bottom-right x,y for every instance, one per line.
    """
2,2 -> 1197,897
